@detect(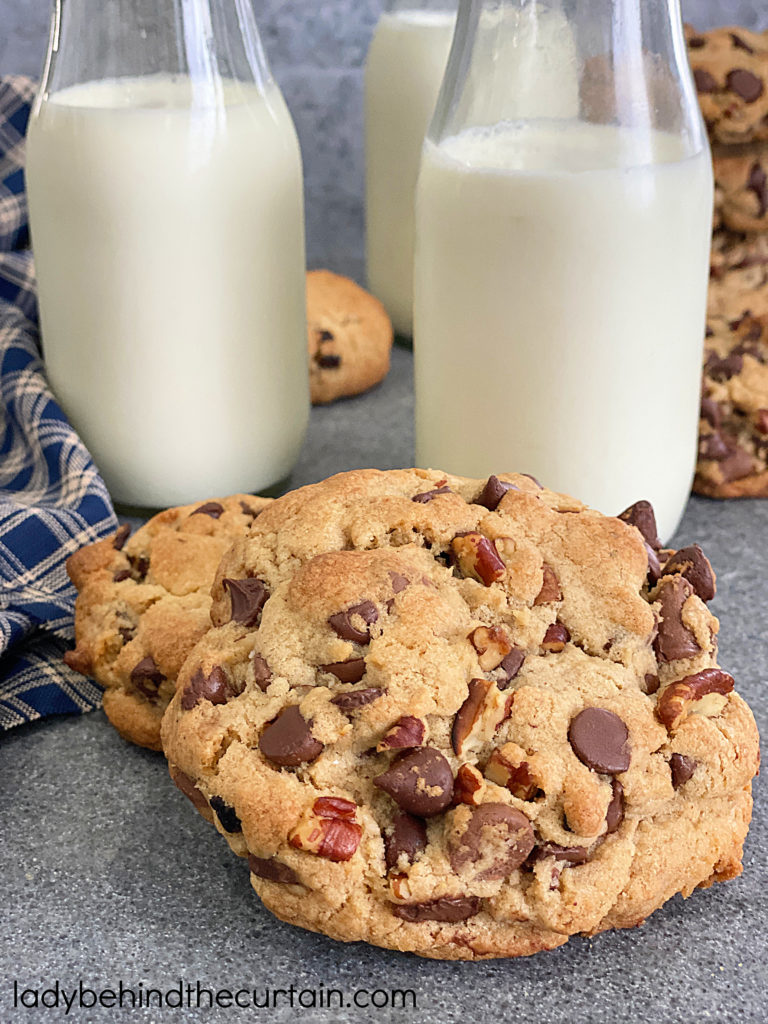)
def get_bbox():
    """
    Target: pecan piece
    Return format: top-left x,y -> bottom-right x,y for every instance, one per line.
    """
377,716 -> 426,751
469,625 -> 512,671
655,668 -> 734,733
542,622 -> 570,653
288,797 -> 362,862
534,564 -> 562,605
452,764 -> 485,806
451,679 -> 512,756
450,532 -> 506,585
484,744 -> 541,800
